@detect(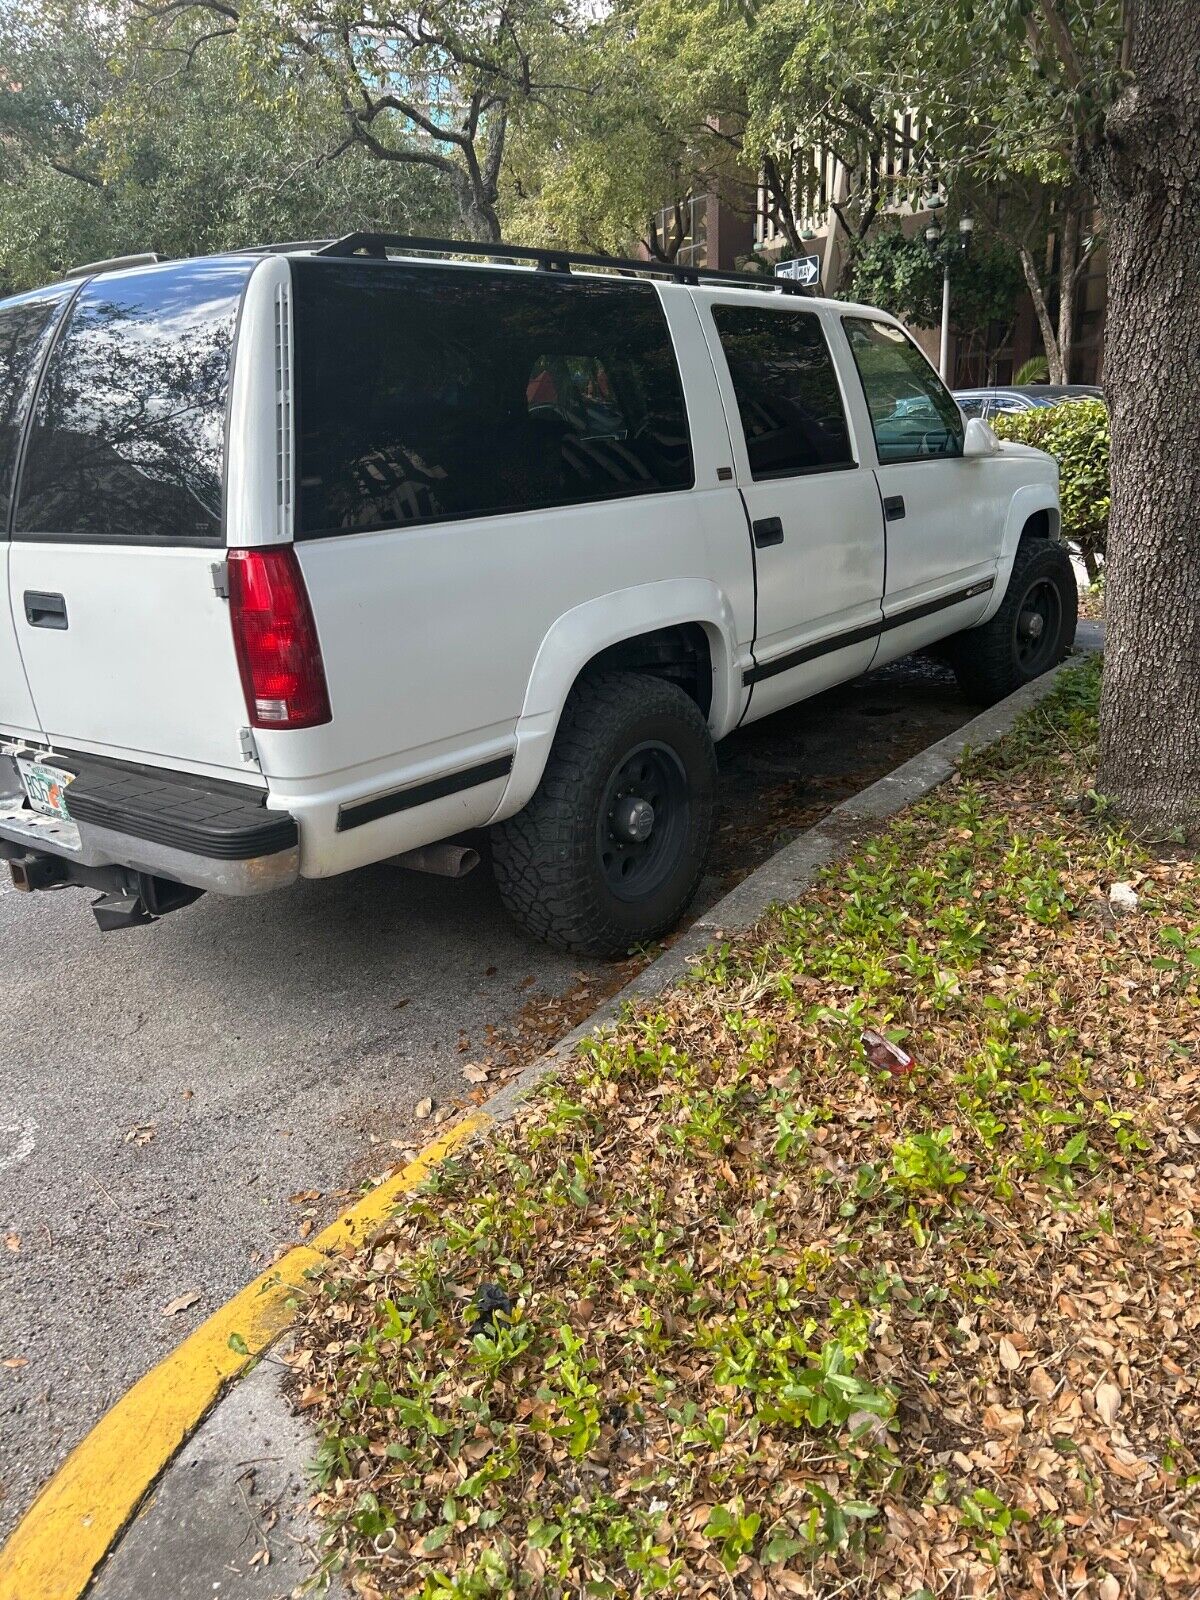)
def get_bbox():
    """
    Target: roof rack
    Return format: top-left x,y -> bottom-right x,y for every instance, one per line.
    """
314,232 -> 813,296
231,239 -> 338,257
62,252 -> 162,282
